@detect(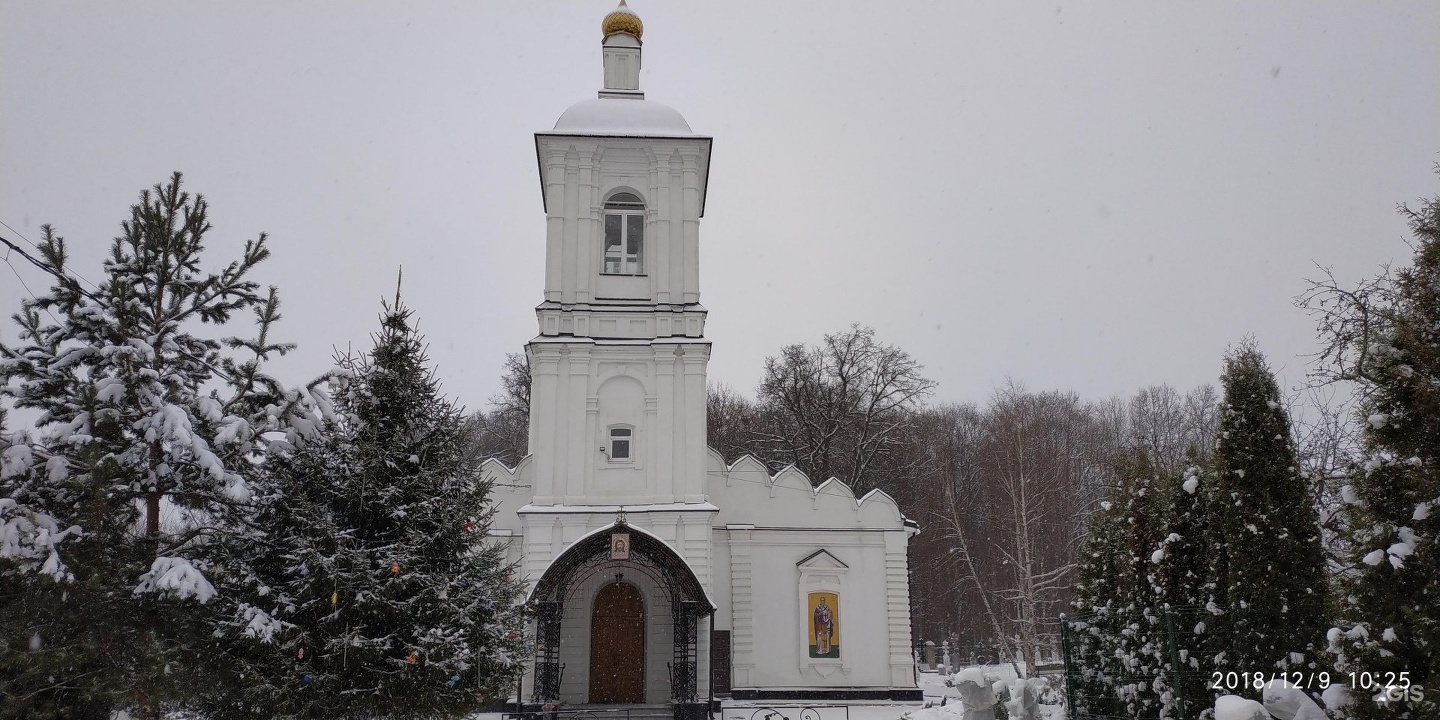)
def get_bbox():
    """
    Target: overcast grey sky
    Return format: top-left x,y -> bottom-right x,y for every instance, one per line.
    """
3,1 -> 1438,415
